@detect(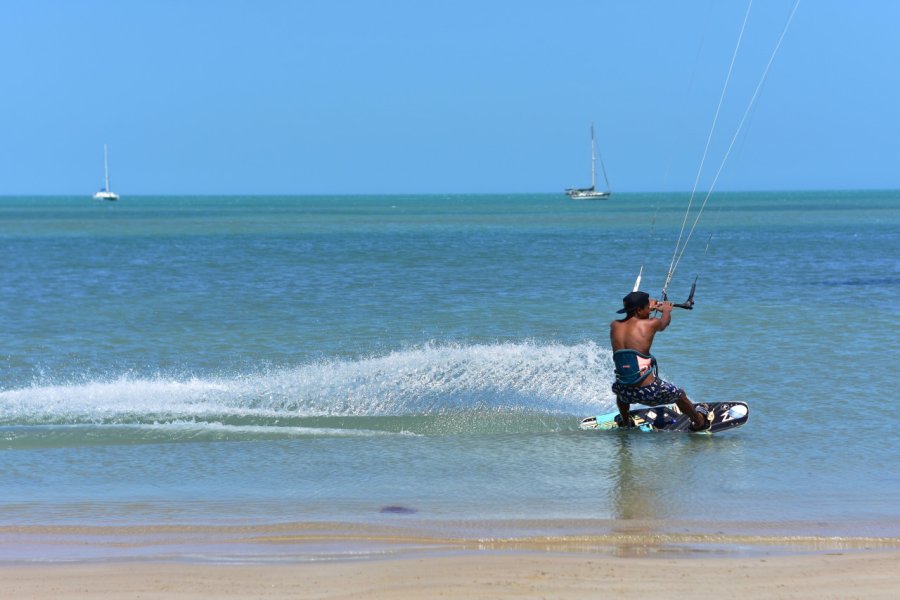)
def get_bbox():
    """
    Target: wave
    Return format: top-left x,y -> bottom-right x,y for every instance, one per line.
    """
0,341 -> 617,438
